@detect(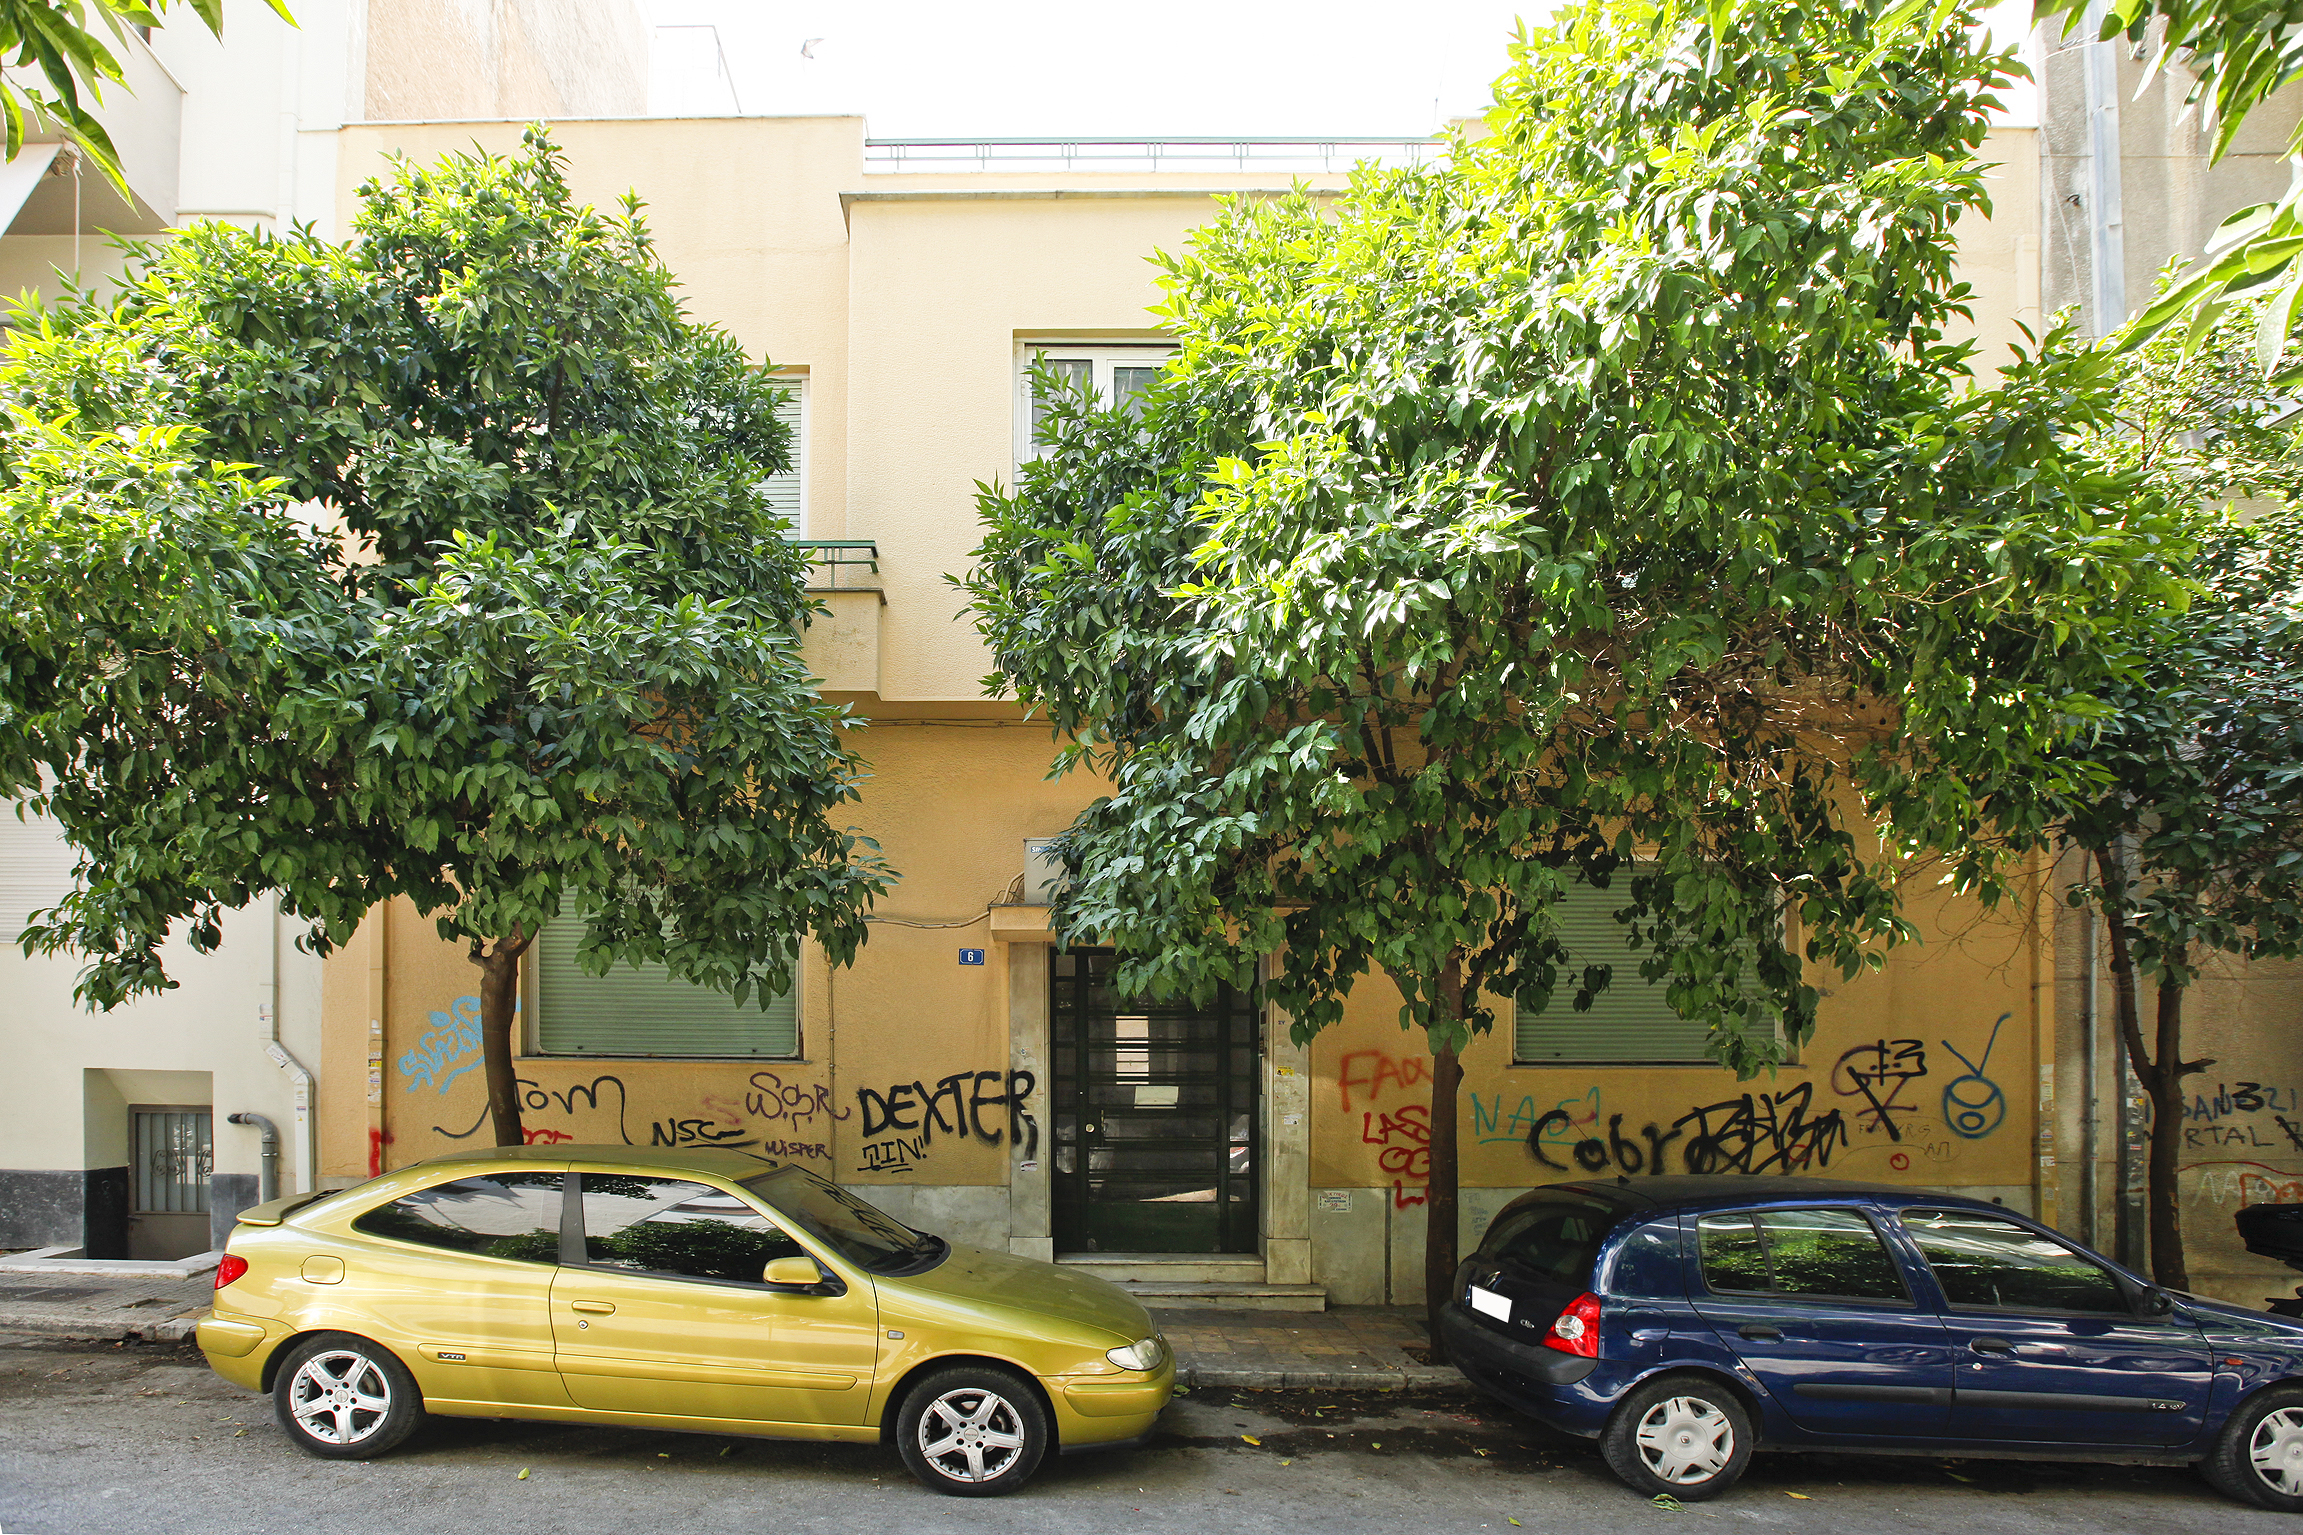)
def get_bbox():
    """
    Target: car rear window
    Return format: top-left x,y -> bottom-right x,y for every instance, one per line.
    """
1481,1196 -> 1616,1287
1697,1207 -> 1908,1301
